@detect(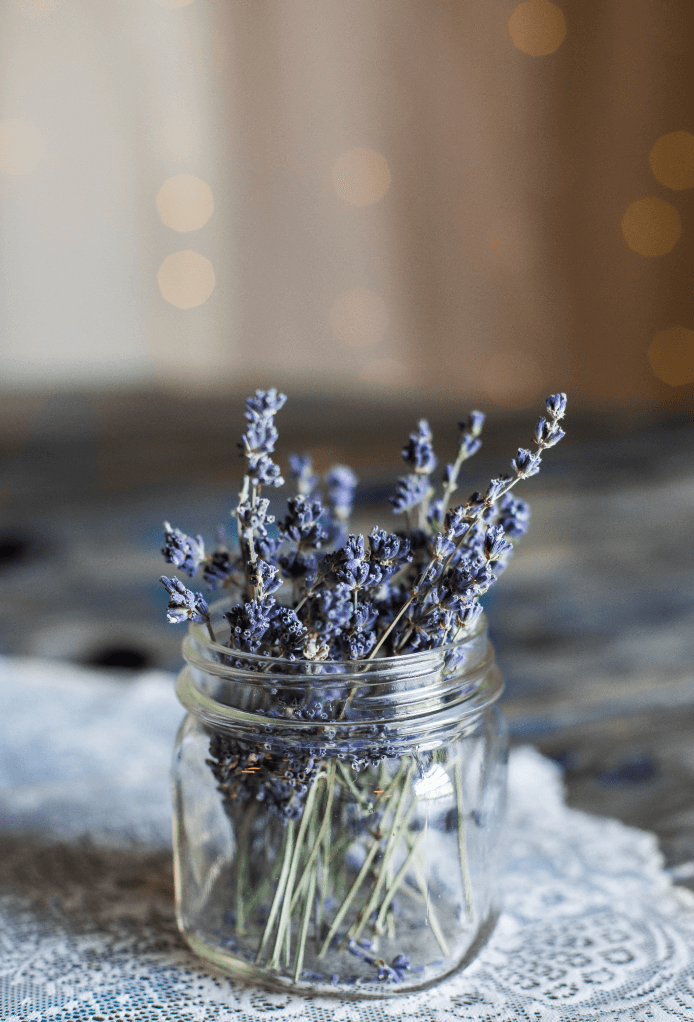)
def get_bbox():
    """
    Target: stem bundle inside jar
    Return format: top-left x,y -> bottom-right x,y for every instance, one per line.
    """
162,389 -> 566,986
